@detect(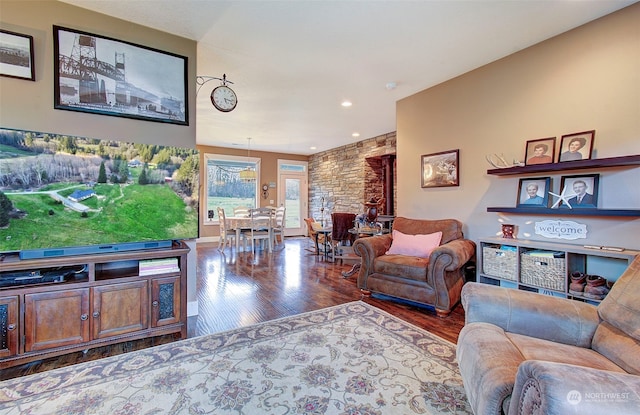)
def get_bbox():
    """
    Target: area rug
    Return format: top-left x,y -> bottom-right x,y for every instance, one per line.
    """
0,301 -> 472,414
